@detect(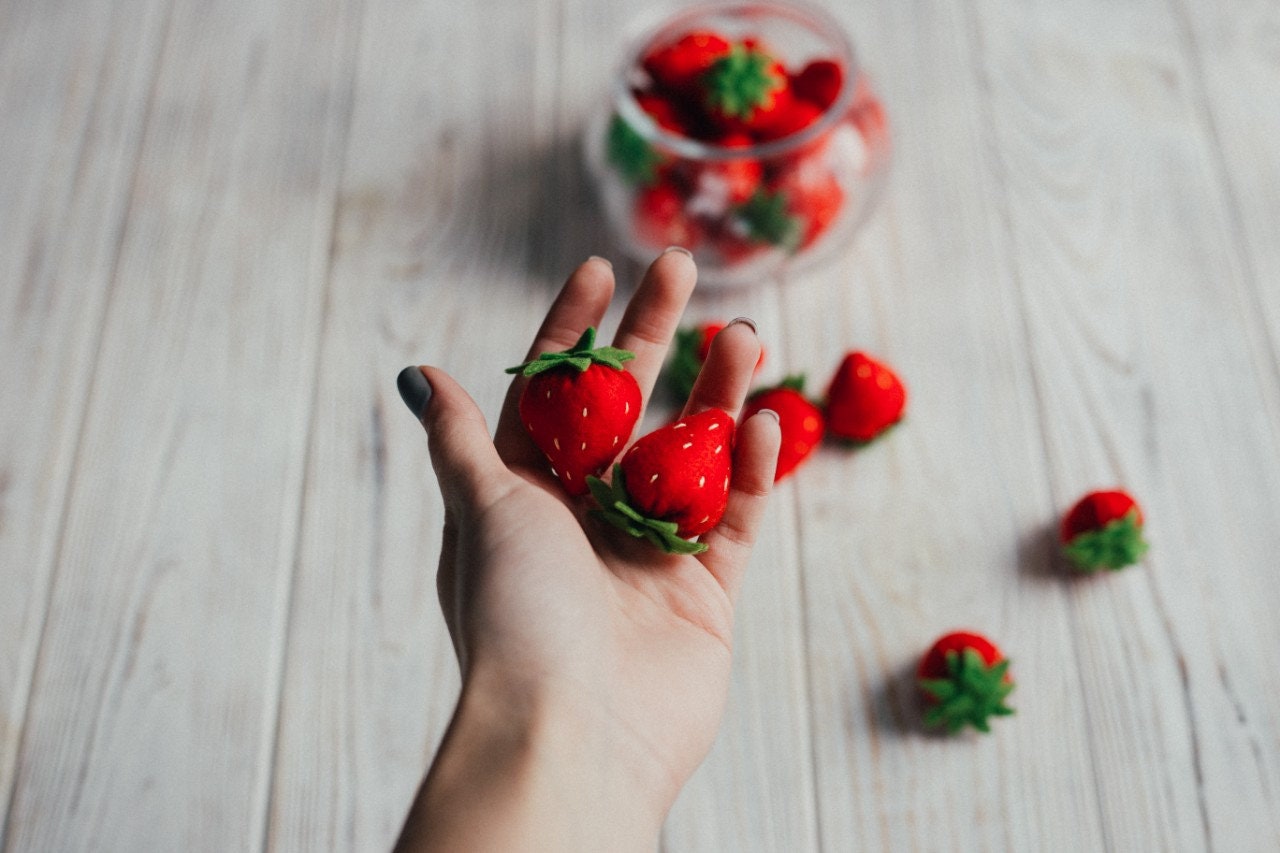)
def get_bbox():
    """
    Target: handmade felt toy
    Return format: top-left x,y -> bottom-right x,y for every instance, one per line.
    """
741,376 -> 824,482
824,350 -> 906,444
587,408 -> 734,555
665,321 -> 765,402
506,328 -> 641,497
1060,489 -> 1149,572
917,631 -> 1015,735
